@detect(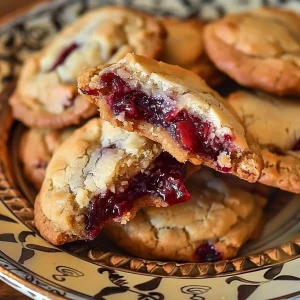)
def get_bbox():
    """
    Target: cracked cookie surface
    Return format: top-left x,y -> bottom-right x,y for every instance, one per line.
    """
159,18 -> 224,86
105,170 -> 266,262
34,118 -> 194,245
204,8 -> 300,96
78,53 -> 262,182
228,90 -> 300,193
20,127 -> 75,190
10,6 -> 166,129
